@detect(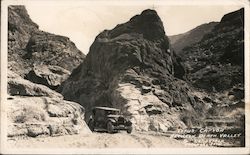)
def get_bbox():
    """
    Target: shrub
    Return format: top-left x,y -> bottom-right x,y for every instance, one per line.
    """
14,106 -> 47,123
